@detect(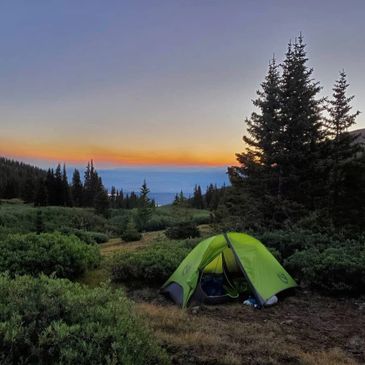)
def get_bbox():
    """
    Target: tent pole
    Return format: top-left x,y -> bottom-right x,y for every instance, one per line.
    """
223,232 -> 265,307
